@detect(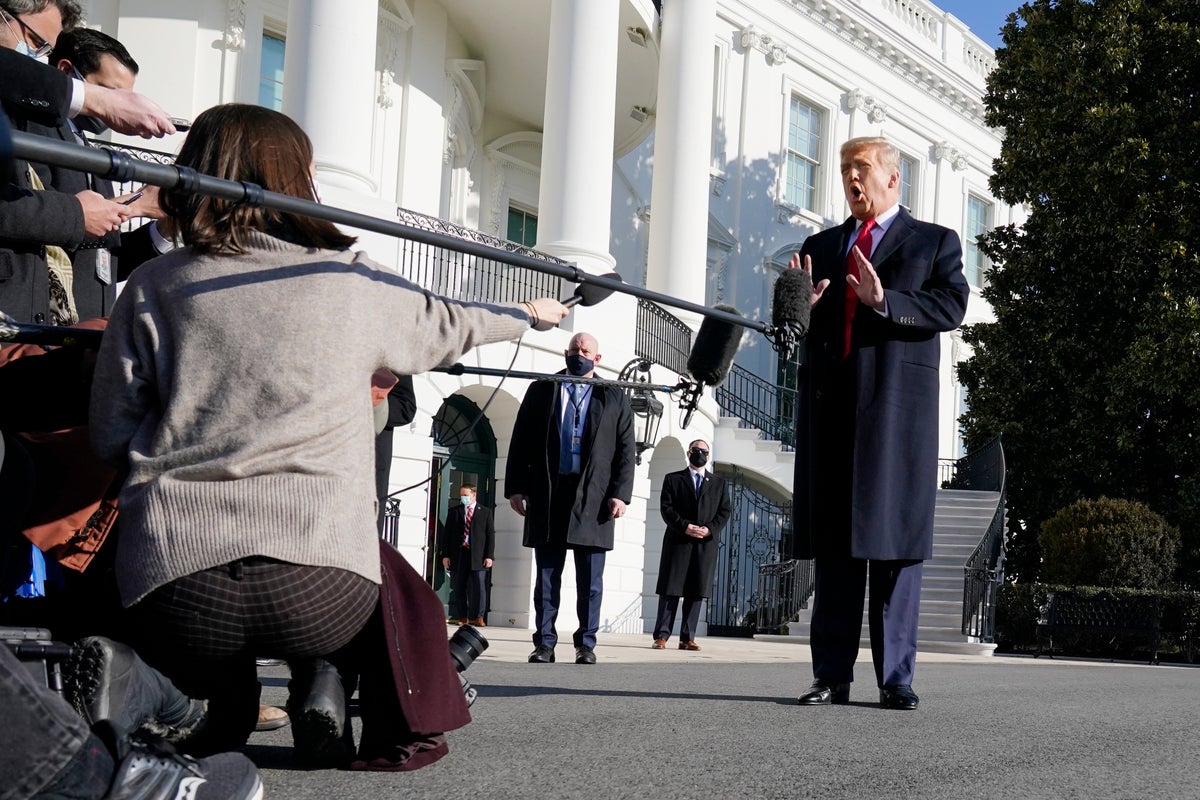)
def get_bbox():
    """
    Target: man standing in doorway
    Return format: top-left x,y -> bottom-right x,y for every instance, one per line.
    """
506,332 -> 635,665
651,439 -> 731,652
440,483 -> 493,626
789,136 -> 968,710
